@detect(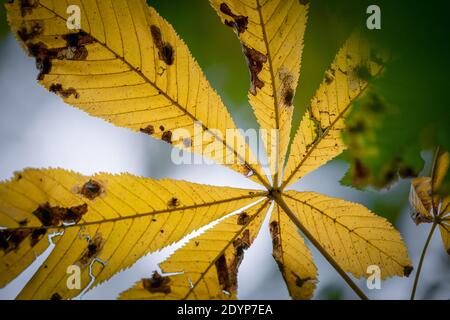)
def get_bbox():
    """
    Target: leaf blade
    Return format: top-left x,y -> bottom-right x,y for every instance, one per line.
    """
210,0 -> 309,182
6,0 -> 268,186
282,31 -> 386,188
119,200 -> 270,300
284,190 -> 412,279
270,204 -> 317,300
0,168 -> 263,299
